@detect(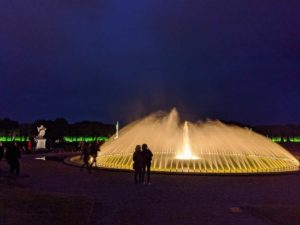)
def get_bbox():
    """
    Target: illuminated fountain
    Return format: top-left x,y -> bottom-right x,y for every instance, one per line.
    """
71,109 -> 299,174
176,122 -> 199,160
